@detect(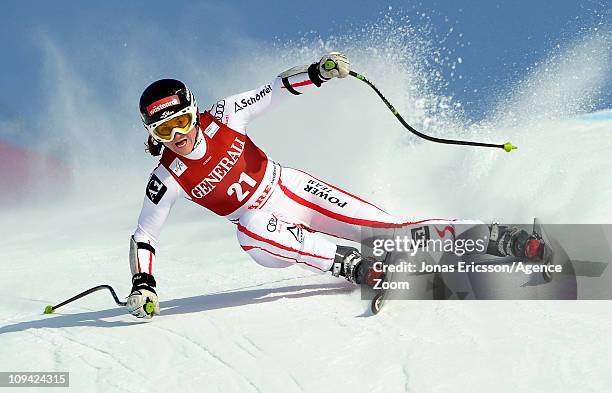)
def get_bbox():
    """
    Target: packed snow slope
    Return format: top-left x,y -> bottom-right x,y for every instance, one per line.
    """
1,18 -> 611,393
